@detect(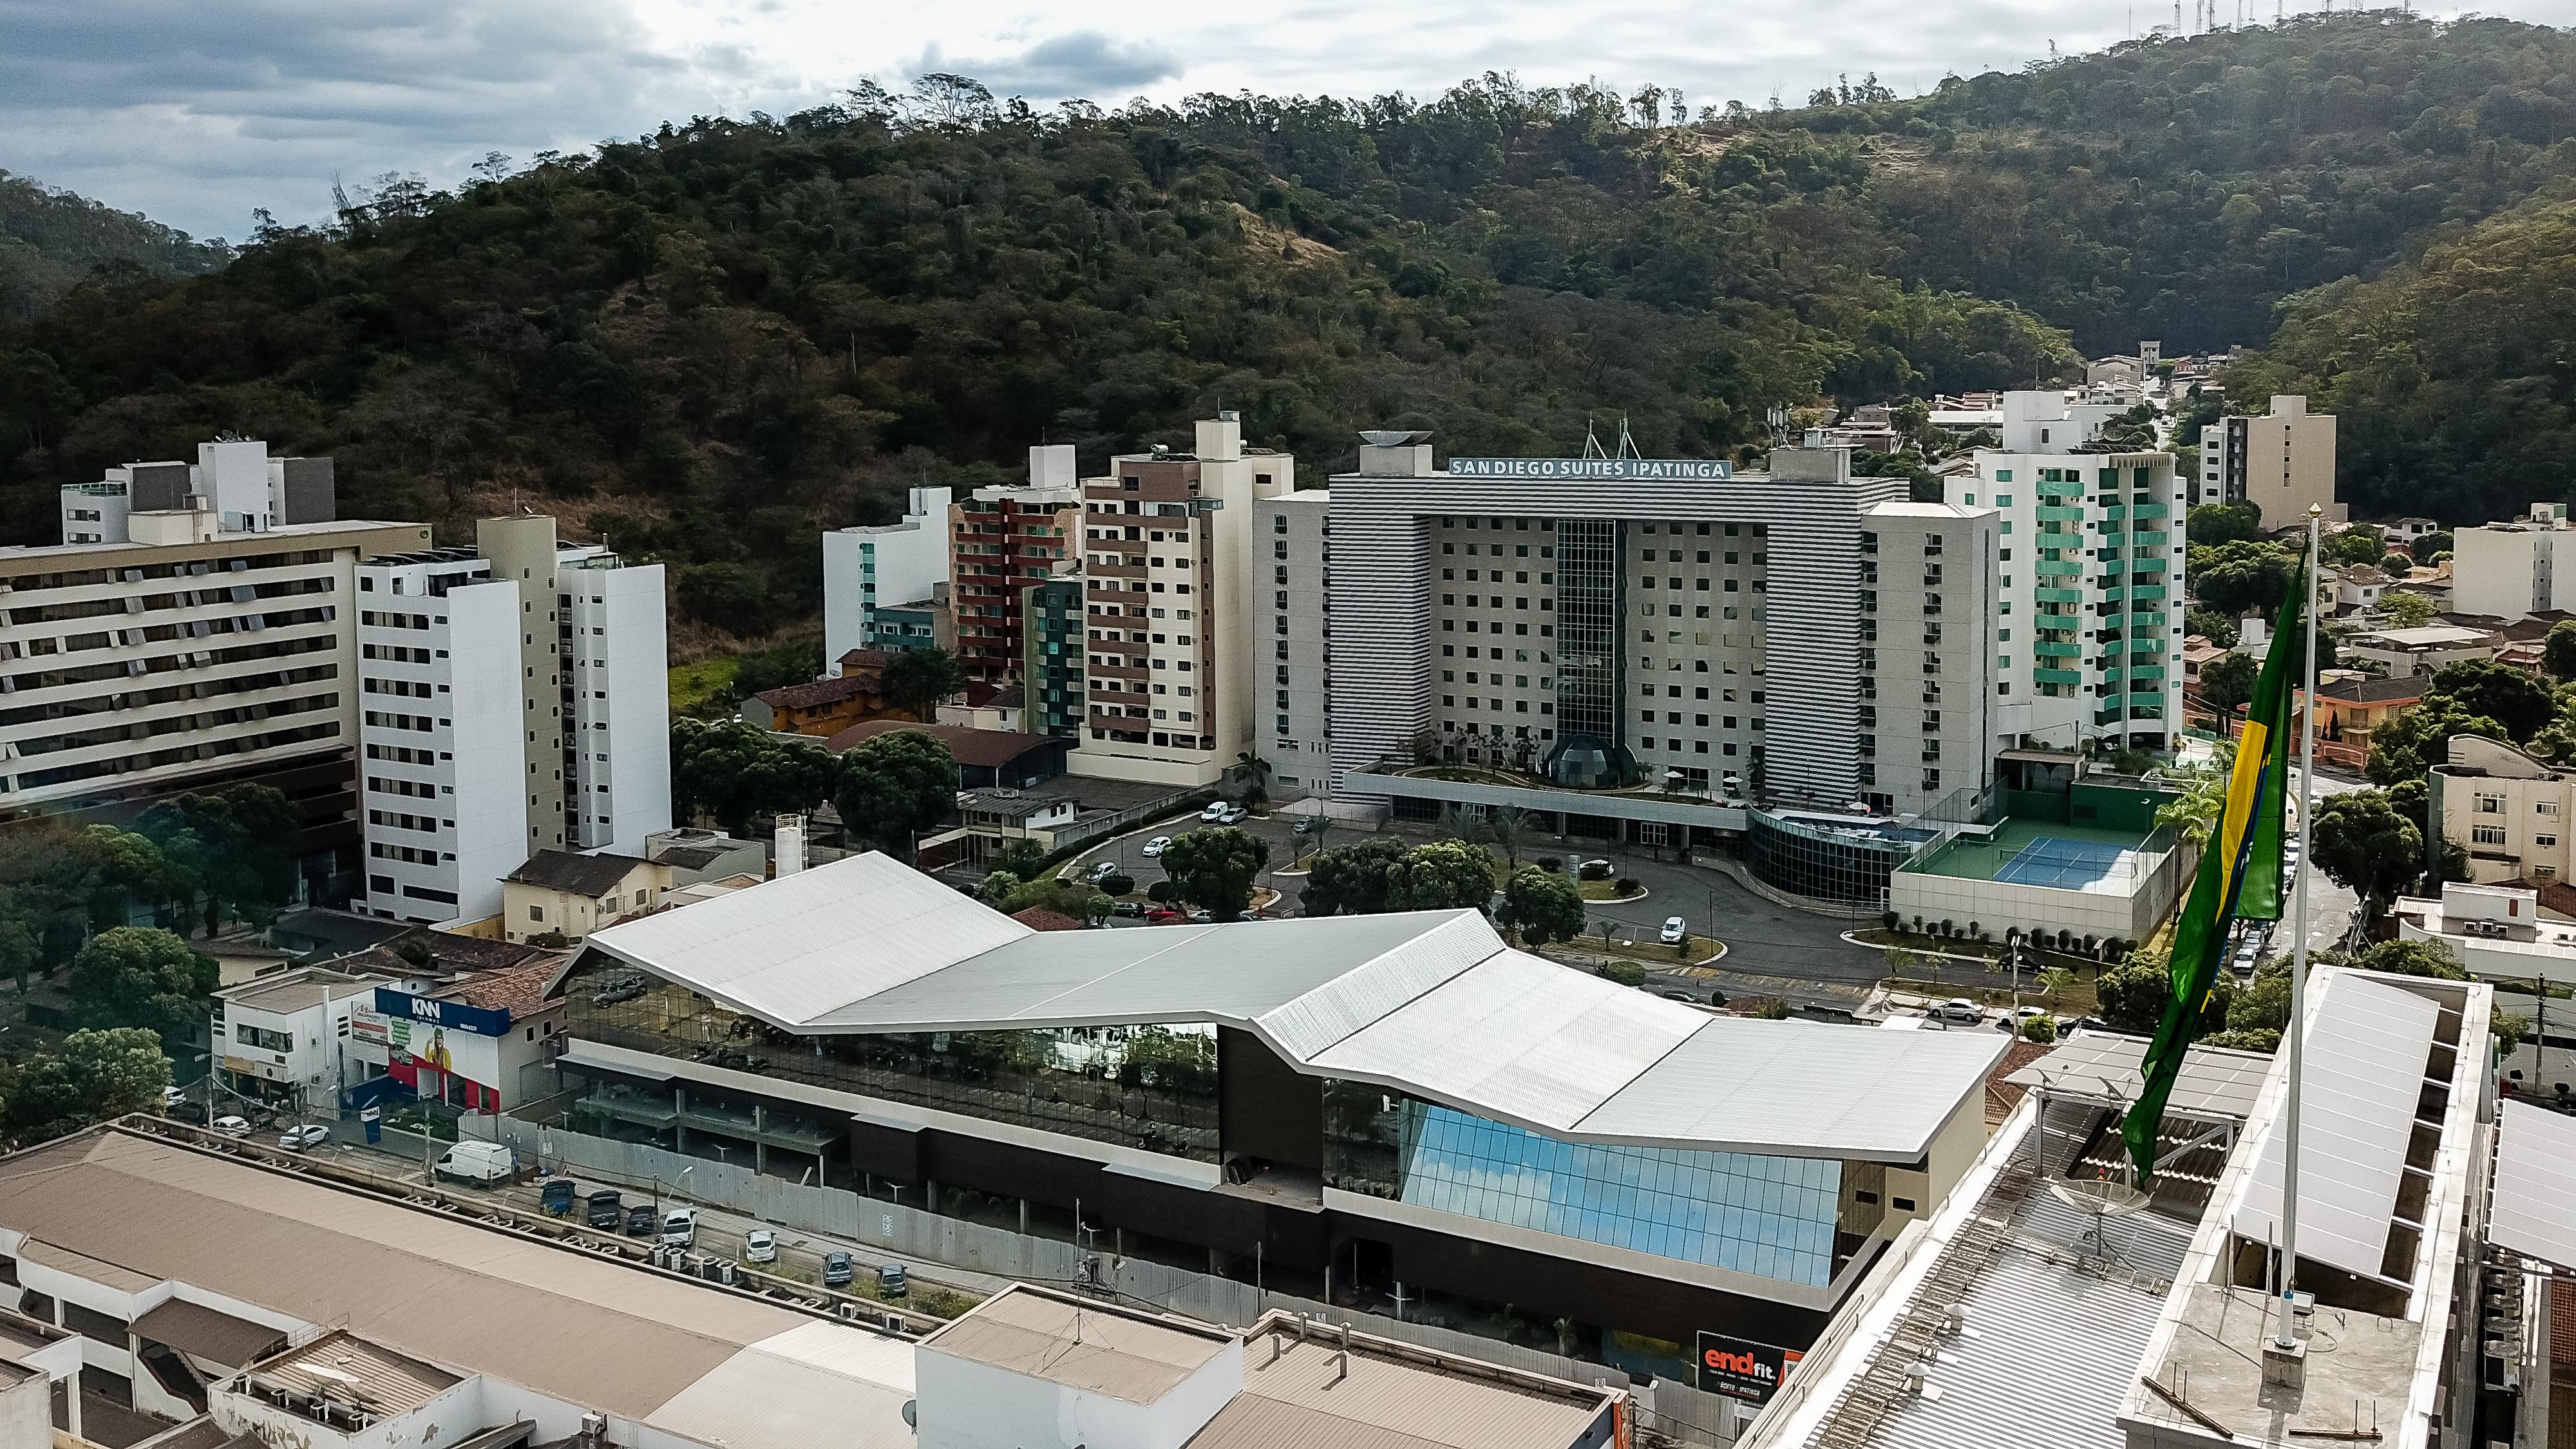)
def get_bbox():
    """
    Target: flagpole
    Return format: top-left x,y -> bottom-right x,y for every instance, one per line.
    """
2277,502 -> 2321,1347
